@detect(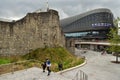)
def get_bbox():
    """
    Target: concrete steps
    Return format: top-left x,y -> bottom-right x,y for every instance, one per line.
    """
0,67 -> 72,80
